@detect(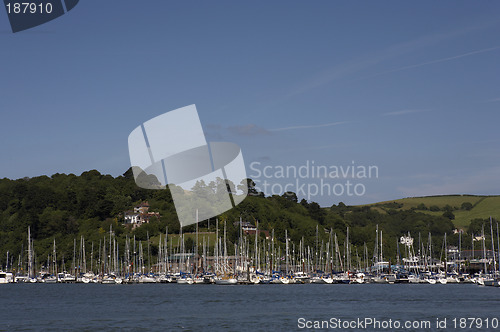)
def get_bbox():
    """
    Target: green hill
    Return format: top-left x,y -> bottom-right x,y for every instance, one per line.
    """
365,195 -> 500,229
0,170 -> 494,269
